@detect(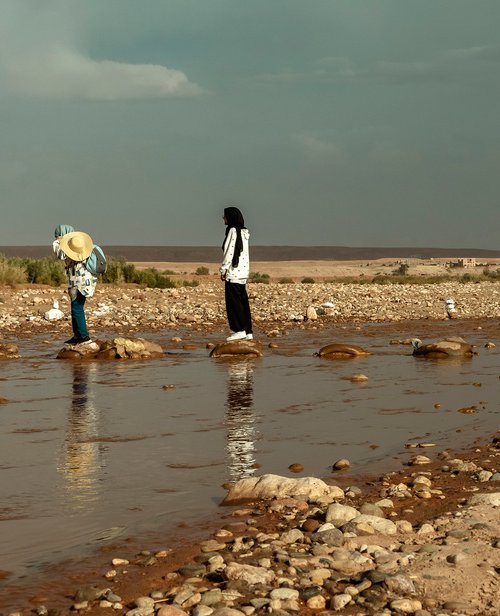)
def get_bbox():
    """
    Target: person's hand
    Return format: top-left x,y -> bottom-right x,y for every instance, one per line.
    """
220,272 -> 226,281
